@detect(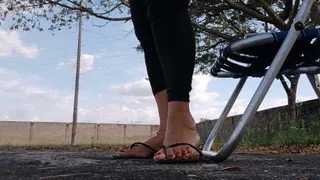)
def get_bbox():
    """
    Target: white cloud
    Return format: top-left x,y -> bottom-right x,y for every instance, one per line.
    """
0,68 -> 73,121
57,54 -> 95,73
77,105 -> 158,124
0,30 -> 39,59
111,78 -> 152,97
16,44 -> 39,59
109,74 -> 221,122
110,78 -> 155,104
190,74 -> 220,104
